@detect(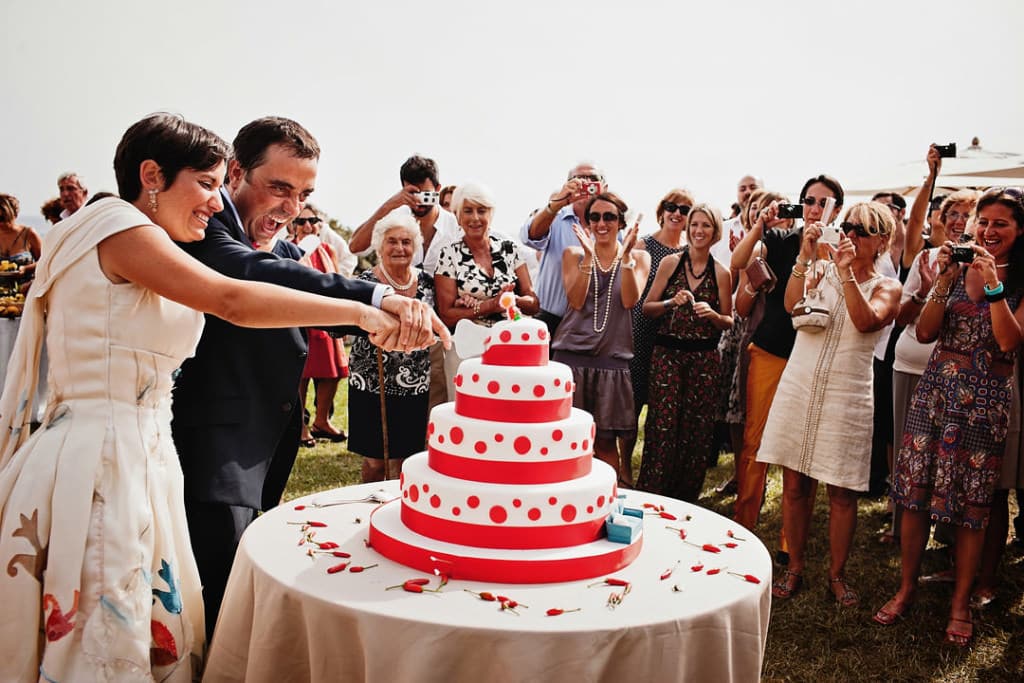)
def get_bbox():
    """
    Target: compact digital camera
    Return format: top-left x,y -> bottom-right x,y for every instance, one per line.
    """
951,245 -> 974,263
414,190 -> 440,206
581,181 -> 602,196
934,142 -> 957,158
777,204 -> 803,220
